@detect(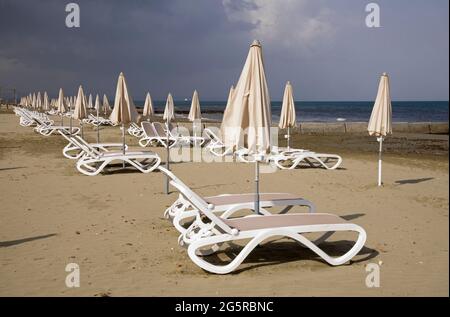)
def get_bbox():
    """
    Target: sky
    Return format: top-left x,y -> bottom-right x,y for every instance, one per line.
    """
0,0 -> 448,101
